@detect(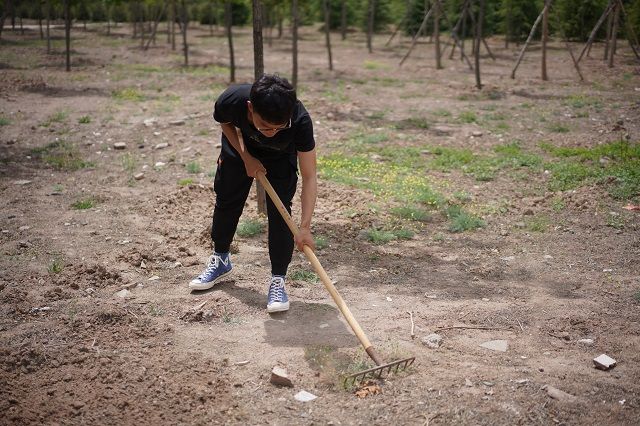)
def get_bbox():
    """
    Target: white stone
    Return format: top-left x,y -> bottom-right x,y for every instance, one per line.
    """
544,385 -> 577,402
593,354 -> 616,370
113,142 -> 127,150
154,142 -> 169,150
421,333 -> 443,349
480,340 -> 508,352
115,289 -> 132,299
294,390 -> 317,402
577,338 -> 594,346
270,367 -> 293,387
